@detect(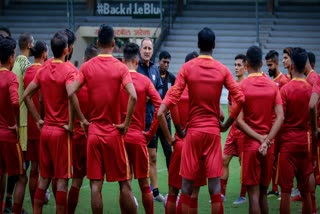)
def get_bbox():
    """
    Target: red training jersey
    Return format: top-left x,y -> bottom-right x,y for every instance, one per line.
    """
306,70 -> 318,86
0,68 -> 19,142
24,63 -> 42,140
121,70 -> 161,145
33,59 -> 77,127
279,78 -> 312,153
273,72 -> 290,89
240,72 -> 282,150
163,55 -> 244,135
78,54 -> 132,136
